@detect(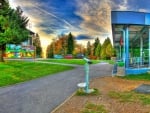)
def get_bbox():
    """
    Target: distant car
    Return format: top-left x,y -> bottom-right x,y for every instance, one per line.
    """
76,53 -> 84,59
64,54 -> 73,59
54,54 -> 64,59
